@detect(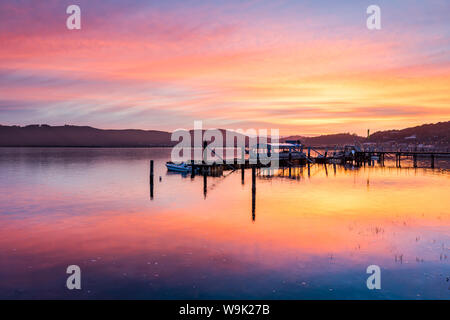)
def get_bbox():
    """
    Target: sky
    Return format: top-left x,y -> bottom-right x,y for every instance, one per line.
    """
0,0 -> 449,136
